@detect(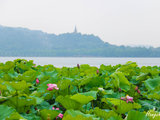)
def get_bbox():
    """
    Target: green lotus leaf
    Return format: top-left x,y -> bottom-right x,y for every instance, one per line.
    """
85,76 -> 105,89
6,112 -> 26,120
102,98 -> 141,114
30,96 -> 44,104
5,95 -> 36,113
64,109 -> 100,120
21,113 -> 41,120
57,79 -> 72,90
141,66 -> 159,76
144,77 -> 160,91
78,77 -> 92,87
127,110 -> 149,120
117,61 -> 138,77
0,105 -> 16,120
103,92 -> 125,99
56,95 -> 82,110
2,61 -> 15,72
8,69 -> 19,78
136,73 -> 149,81
138,100 -> 160,111
16,60 -> 34,71
0,83 -> 7,91
38,101 -> 50,109
80,91 -> 97,99
43,70 -> 58,77
148,91 -> 160,100
6,80 -> 30,91
19,70 -> 37,82
63,114 -> 93,120
70,94 -> 94,105
107,116 -> 123,120
110,72 -> 131,91
93,107 -> 119,120
70,91 -> 97,105
40,109 -> 60,120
